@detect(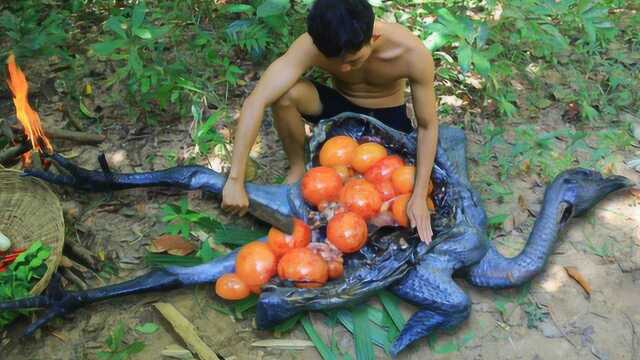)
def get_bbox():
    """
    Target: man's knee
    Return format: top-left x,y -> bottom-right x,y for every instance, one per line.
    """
273,80 -> 312,110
